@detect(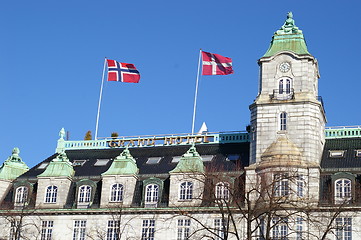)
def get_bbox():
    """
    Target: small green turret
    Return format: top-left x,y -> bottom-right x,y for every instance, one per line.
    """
102,147 -> 139,176
0,148 -> 29,180
37,150 -> 74,178
170,144 -> 205,173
